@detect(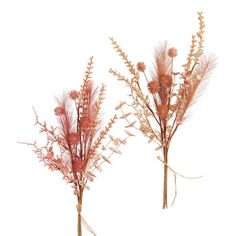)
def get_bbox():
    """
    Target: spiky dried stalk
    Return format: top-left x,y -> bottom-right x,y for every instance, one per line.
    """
20,57 -> 132,236
110,12 -> 216,209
